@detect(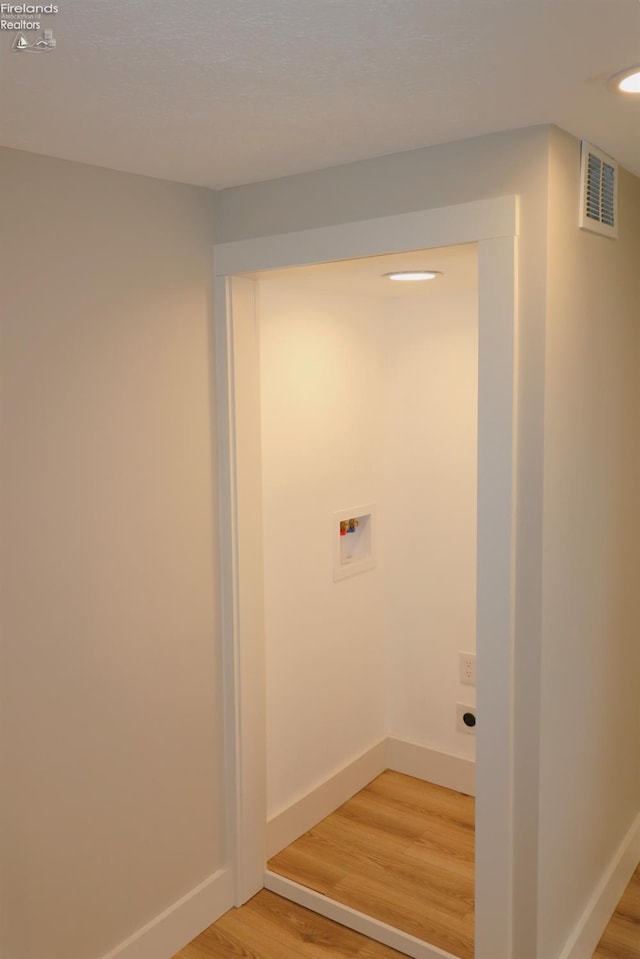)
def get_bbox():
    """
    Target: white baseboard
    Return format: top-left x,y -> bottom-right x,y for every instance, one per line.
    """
558,811 -> 640,959
386,739 -> 475,797
266,740 -> 387,858
264,870 -> 459,959
100,867 -> 234,959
